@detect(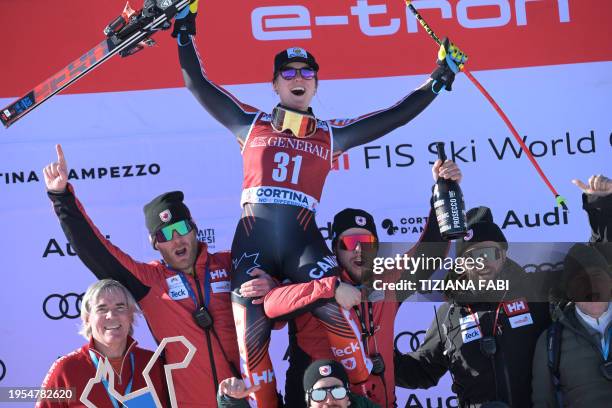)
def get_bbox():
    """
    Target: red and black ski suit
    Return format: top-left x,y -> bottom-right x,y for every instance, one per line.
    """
178,33 -> 441,406
49,185 -> 240,407
263,204 -> 447,407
